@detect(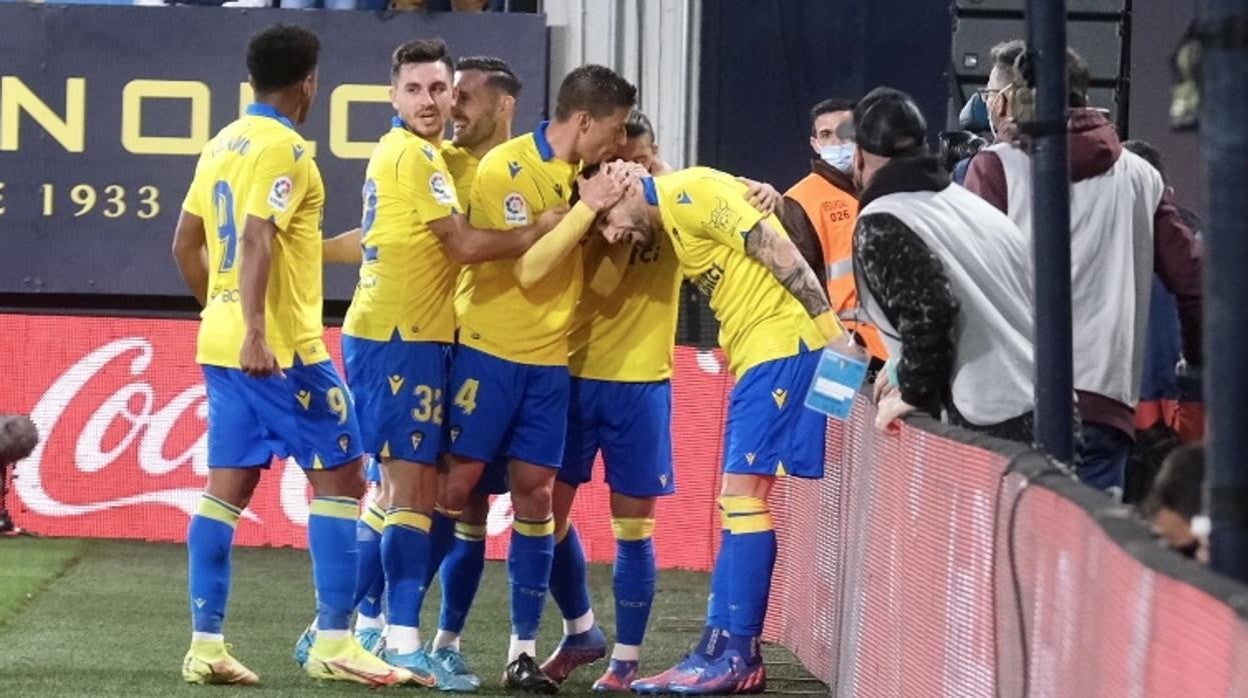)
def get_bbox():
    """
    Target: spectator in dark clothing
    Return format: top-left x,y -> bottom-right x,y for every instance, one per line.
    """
964,41 -> 1203,498
1123,139 -> 1205,444
849,87 -> 1036,441
938,130 -> 988,184
1143,444 -> 1206,559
